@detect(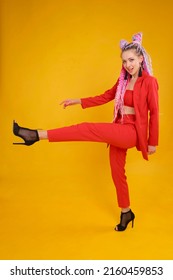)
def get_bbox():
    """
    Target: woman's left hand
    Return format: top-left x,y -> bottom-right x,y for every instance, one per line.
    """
148,145 -> 156,155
